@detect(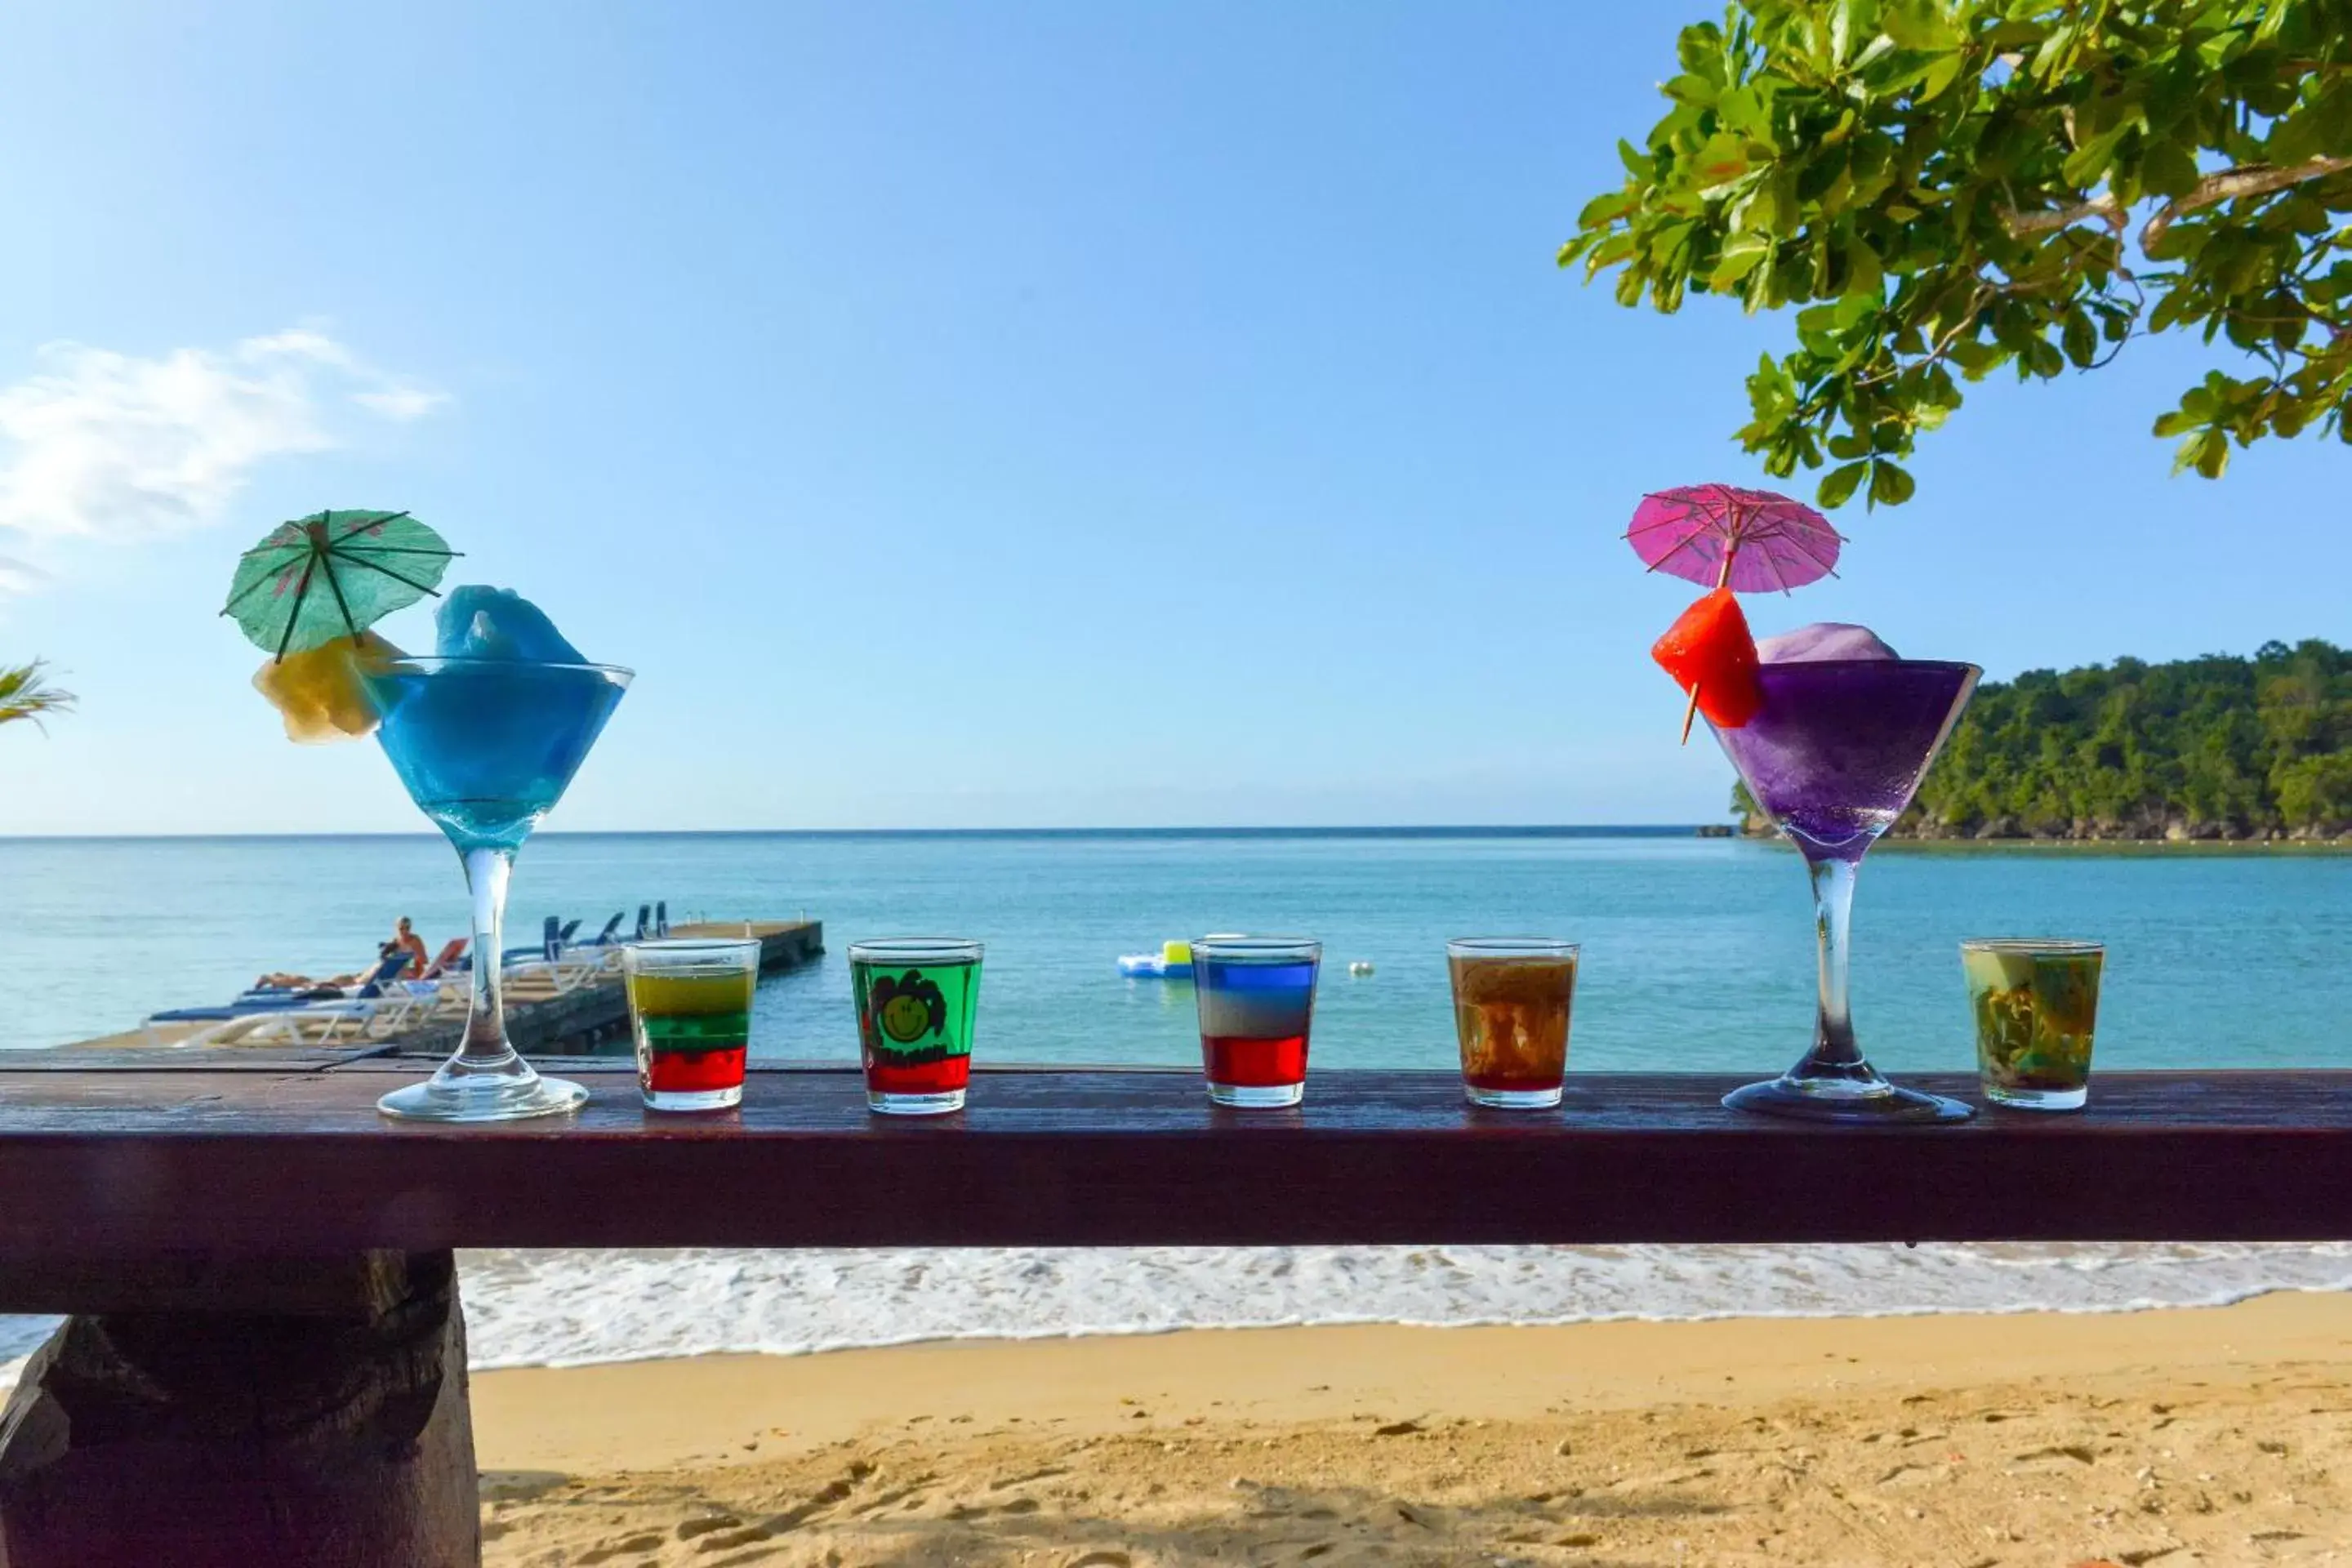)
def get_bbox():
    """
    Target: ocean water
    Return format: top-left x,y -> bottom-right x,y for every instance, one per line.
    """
1,829 -> 2347,1369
